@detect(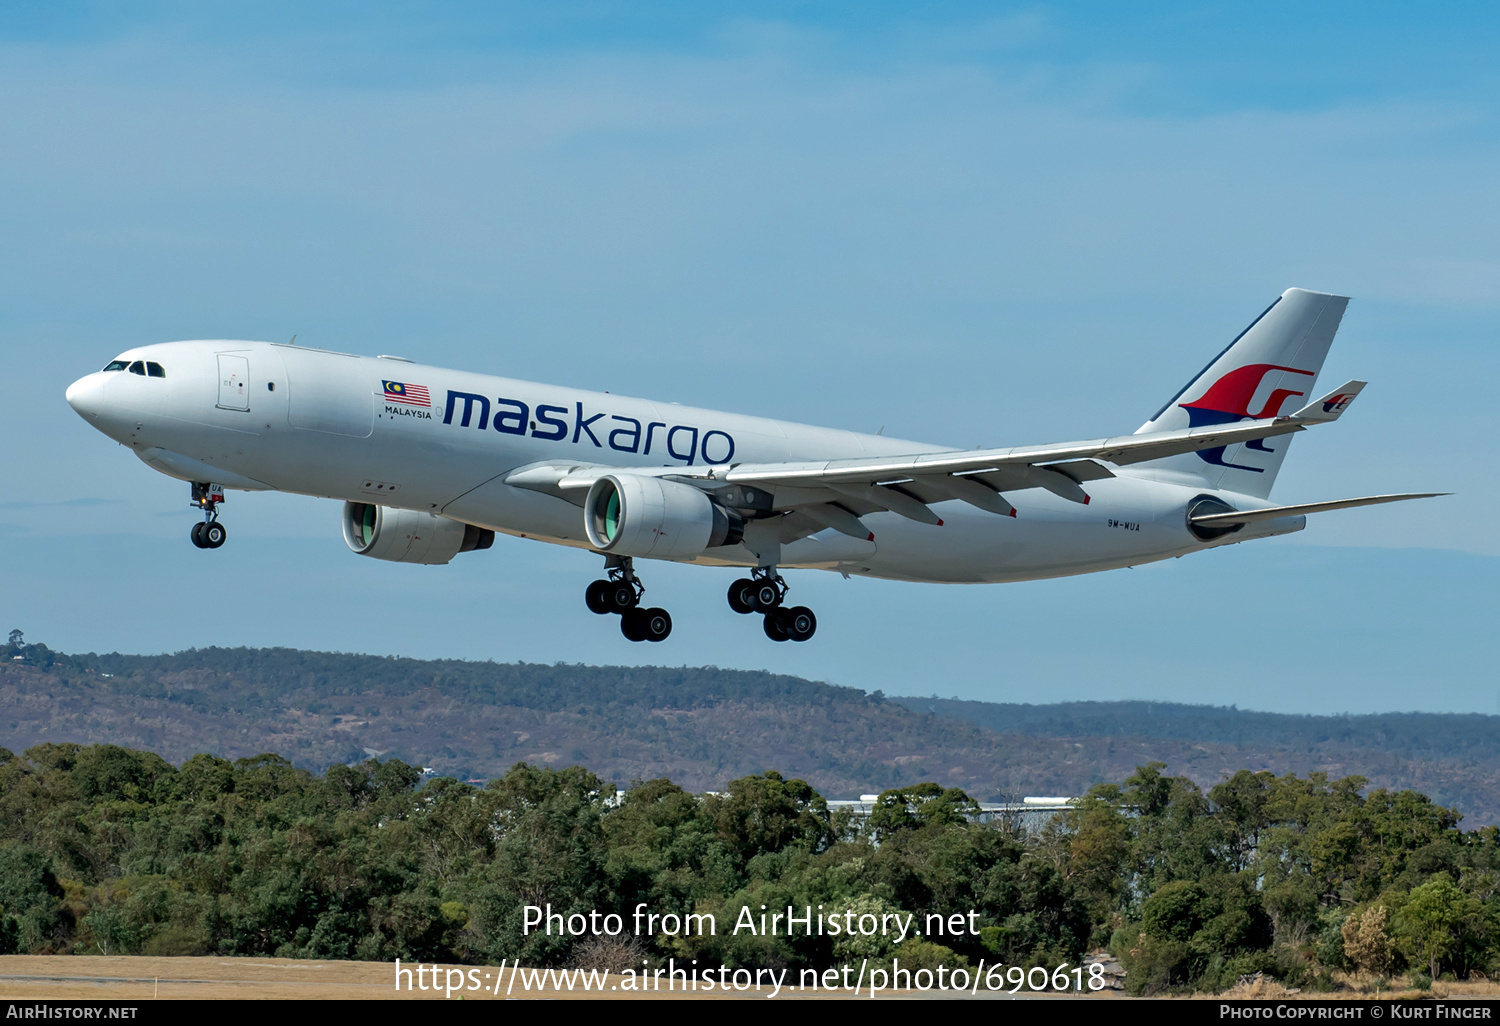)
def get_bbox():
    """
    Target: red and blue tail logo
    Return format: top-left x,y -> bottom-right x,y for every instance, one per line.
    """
1179,363 -> 1313,472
